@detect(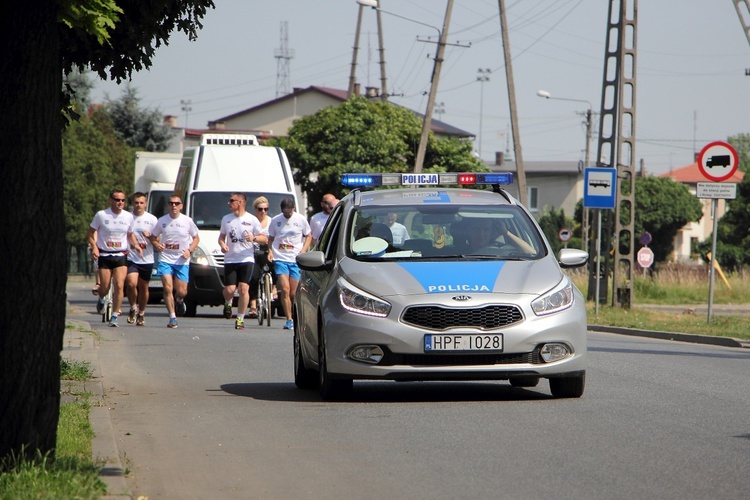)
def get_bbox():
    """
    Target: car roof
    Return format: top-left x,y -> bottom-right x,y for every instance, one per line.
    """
351,187 -> 518,208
